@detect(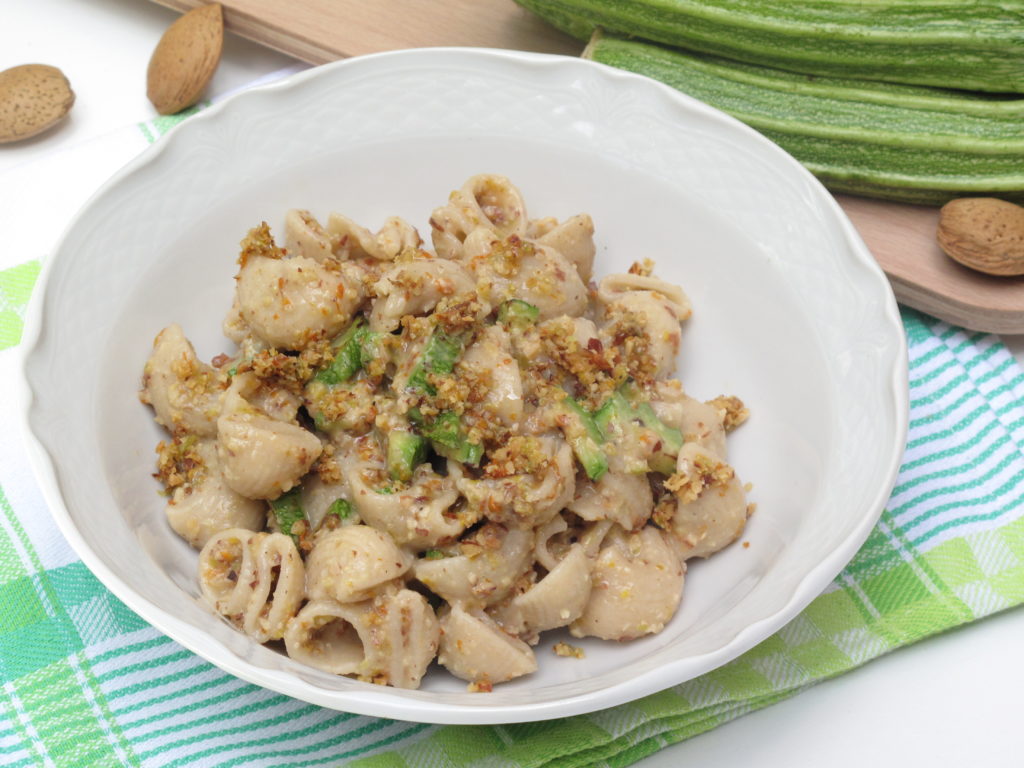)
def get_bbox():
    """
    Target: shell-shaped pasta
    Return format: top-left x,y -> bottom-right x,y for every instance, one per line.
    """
429,174 -> 528,260
534,514 -> 570,572
369,258 -> 476,333
327,214 -> 422,261
246,383 -> 303,424
413,525 -> 533,607
569,472 -> 653,531
284,209 -> 333,263
361,588 -> 440,689
234,251 -> 362,351
662,444 -> 748,560
458,325 -> 522,427
299,473 -> 358,531
283,598 -> 368,676
140,324 -> 222,436
438,604 -> 537,685
535,213 -> 596,283
305,525 -> 411,603
198,528 -> 258,620
284,589 -> 439,688
526,216 -> 557,239
597,273 -> 692,319
243,532 -> 305,643
502,544 -> 592,636
456,436 -> 575,527
679,398 -> 728,458
468,240 -> 587,321
341,438 -> 466,550
217,374 -> 323,500
570,526 -> 685,641
601,291 -> 683,380
165,439 -> 265,548
217,413 -> 322,500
